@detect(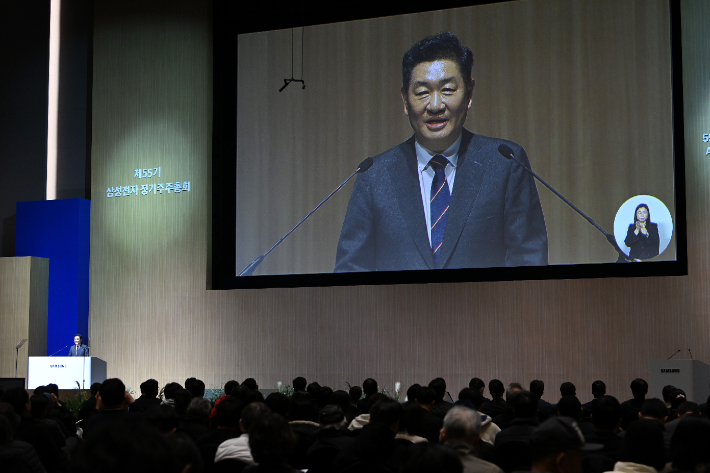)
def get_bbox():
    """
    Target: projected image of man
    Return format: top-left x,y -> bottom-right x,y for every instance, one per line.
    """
335,32 -> 548,271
